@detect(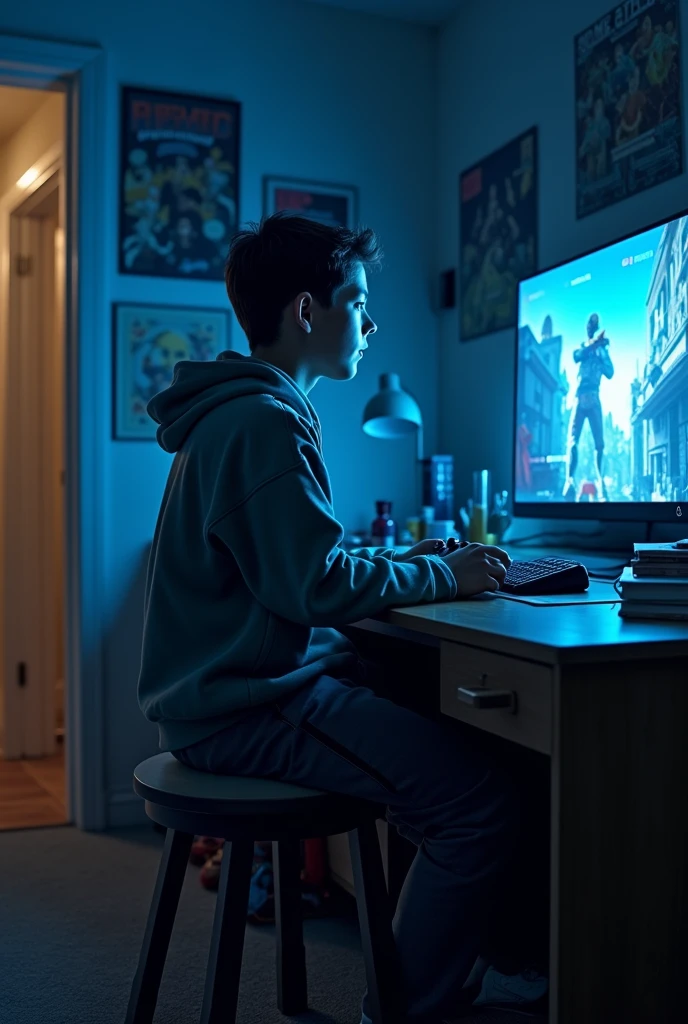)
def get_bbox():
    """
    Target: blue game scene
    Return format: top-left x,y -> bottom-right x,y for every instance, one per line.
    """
515,213 -> 688,505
